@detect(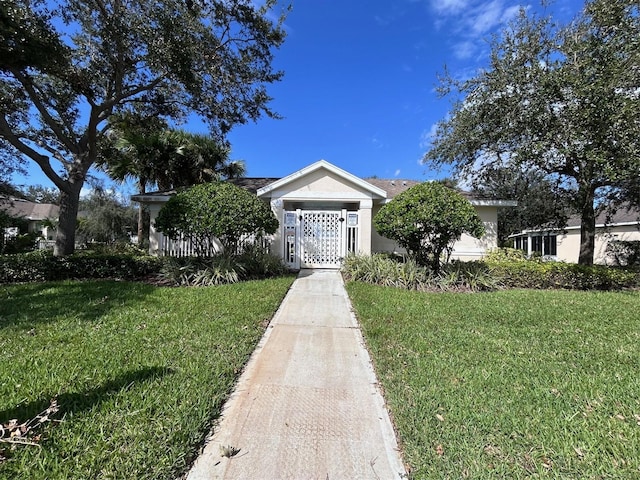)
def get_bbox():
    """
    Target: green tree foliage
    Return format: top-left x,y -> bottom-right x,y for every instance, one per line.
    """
0,0 -> 287,256
424,0 -> 640,265
155,182 -> 278,256
373,182 -> 485,273
19,185 -> 60,204
101,117 -> 245,193
100,114 -> 247,248
471,166 -> 570,246
77,189 -> 137,244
